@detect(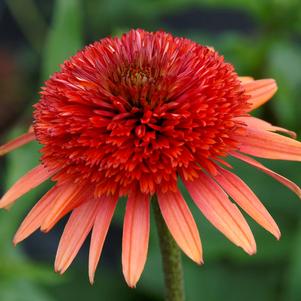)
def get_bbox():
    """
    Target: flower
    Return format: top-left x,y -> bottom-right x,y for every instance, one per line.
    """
1,29 -> 301,287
